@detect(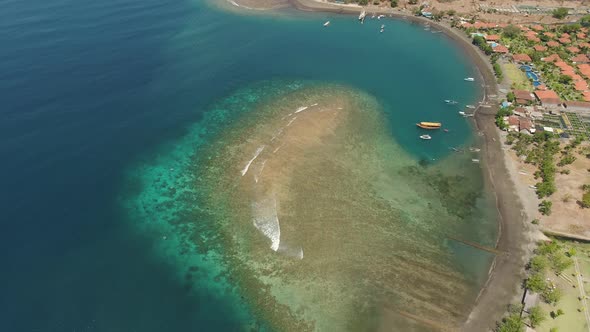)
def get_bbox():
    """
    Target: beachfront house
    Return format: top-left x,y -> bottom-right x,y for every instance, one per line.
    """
519,118 -> 535,134
563,101 -> 590,115
507,115 -> 519,132
534,90 -> 561,108
513,90 -> 535,105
